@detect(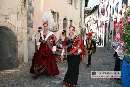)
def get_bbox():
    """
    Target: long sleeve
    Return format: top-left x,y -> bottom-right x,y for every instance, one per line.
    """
79,37 -> 86,55
51,35 -> 57,52
61,37 -> 67,56
71,35 -> 86,55
61,48 -> 65,56
52,46 -> 56,52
